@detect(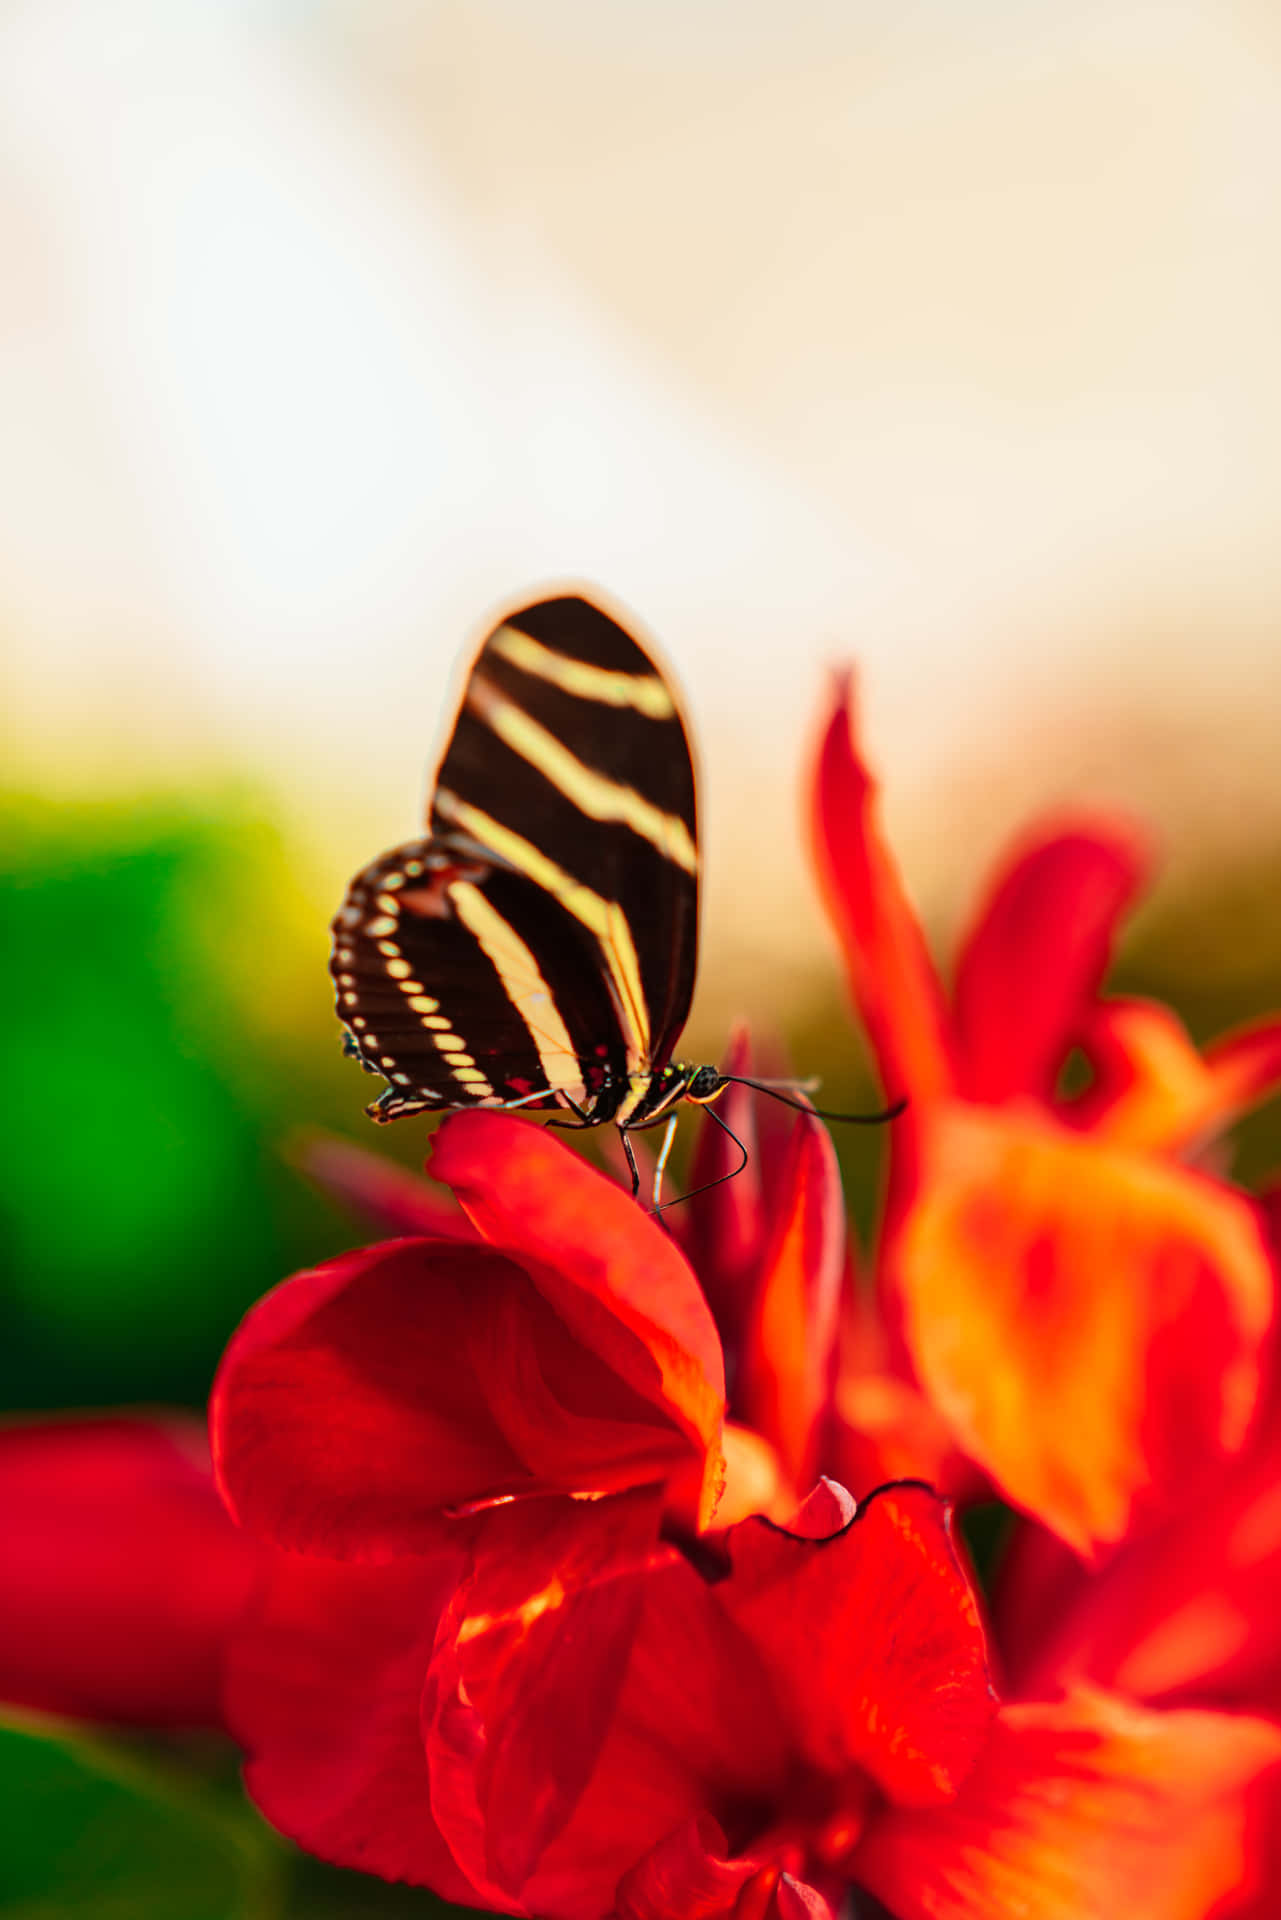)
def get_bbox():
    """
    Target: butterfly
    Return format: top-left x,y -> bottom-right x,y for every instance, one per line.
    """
330,590 -> 734,1196
331,588 -> 900,1204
